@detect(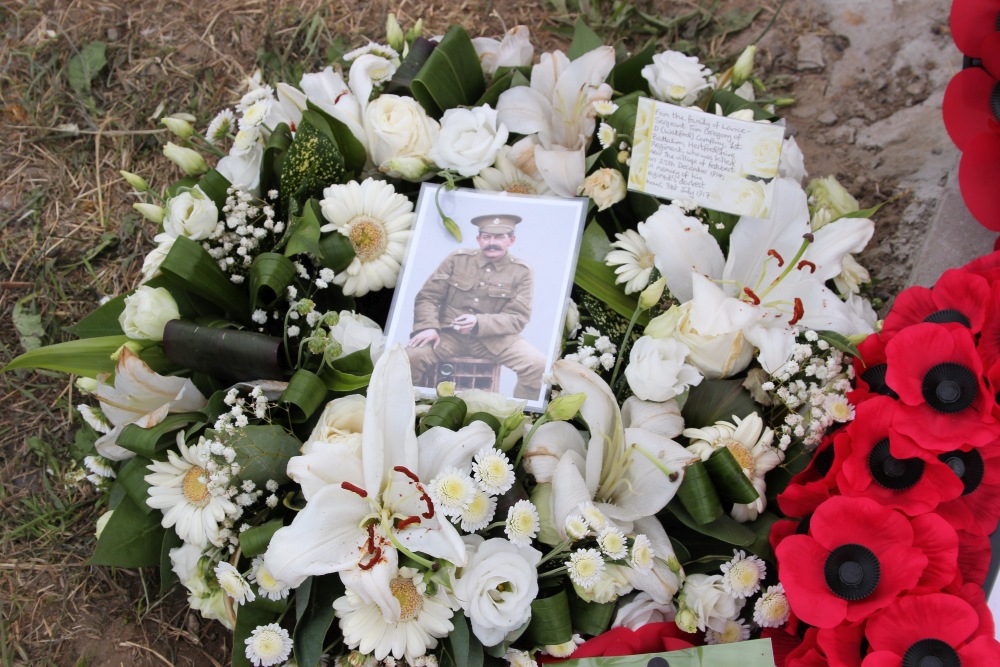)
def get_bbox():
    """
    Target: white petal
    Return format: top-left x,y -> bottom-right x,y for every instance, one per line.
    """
639,205 -> 725,303
522,421 -> 586,484
550,451 -> 594,537
496,85 -> 552,137
417,421 -> 495,481
600,428 -> 690,521
362,346 -> 419,495
533,145 -> 586,198
807,216 -> 875,282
